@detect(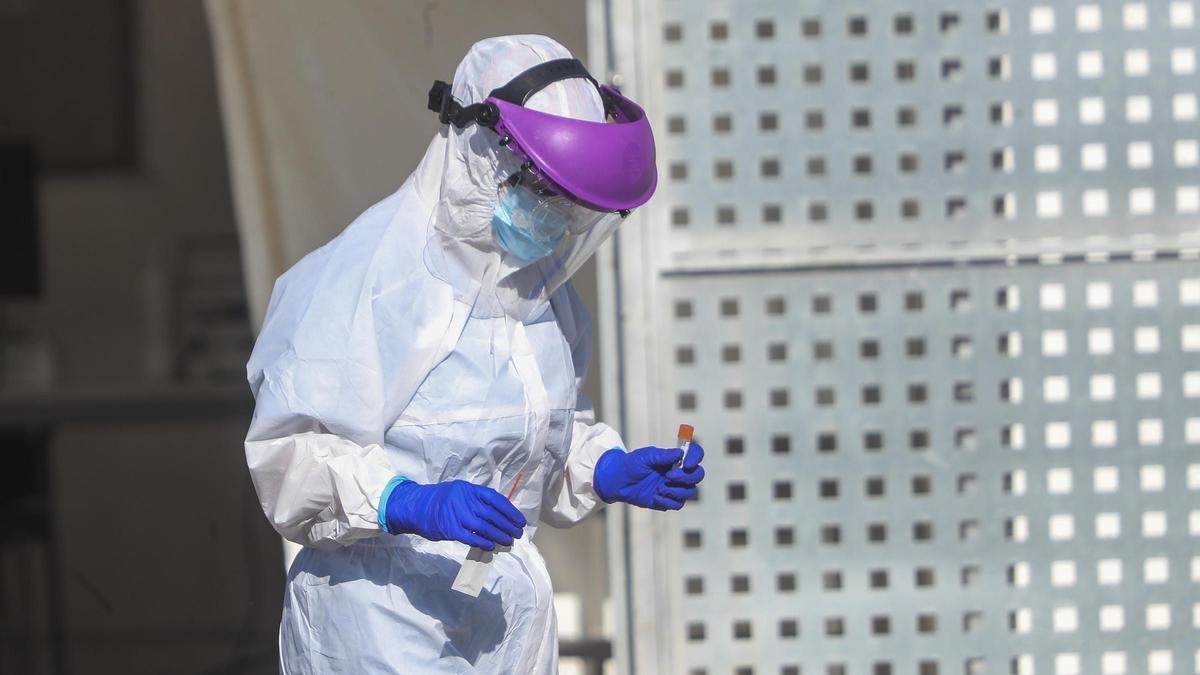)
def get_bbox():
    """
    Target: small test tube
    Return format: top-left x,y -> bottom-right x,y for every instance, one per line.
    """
676,423 -> 695,466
